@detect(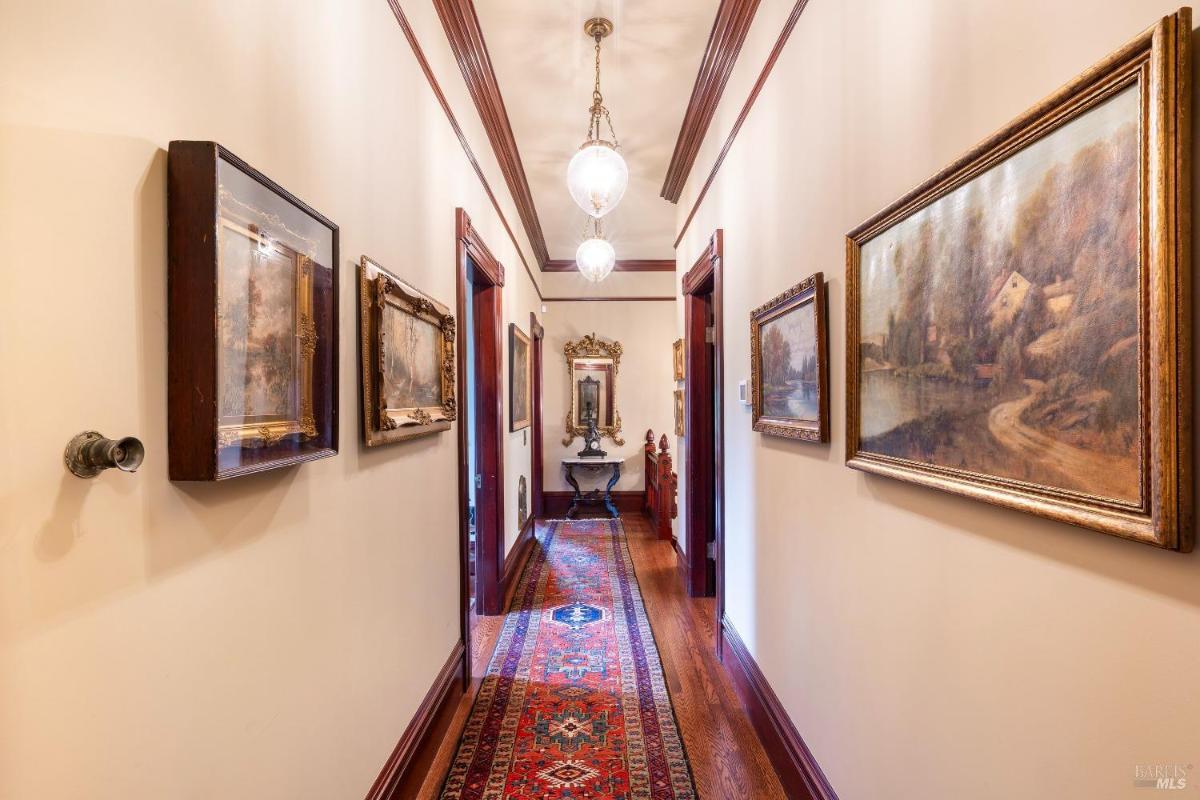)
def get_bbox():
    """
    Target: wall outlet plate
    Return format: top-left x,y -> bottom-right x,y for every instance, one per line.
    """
738,380 -> 750,405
